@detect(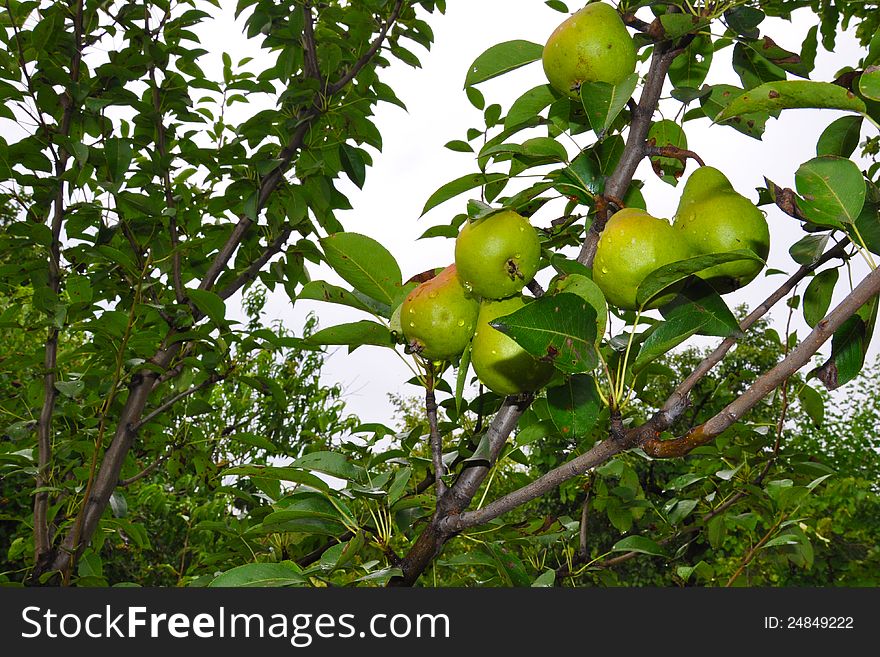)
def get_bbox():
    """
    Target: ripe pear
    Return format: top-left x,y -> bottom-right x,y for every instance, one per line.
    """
401,264 -> 479,361
593,208 -> 692,310
673,166 -> 770,294
542,2 -> 637,99
454,210 -> 541,300
471,295 -> 556,396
